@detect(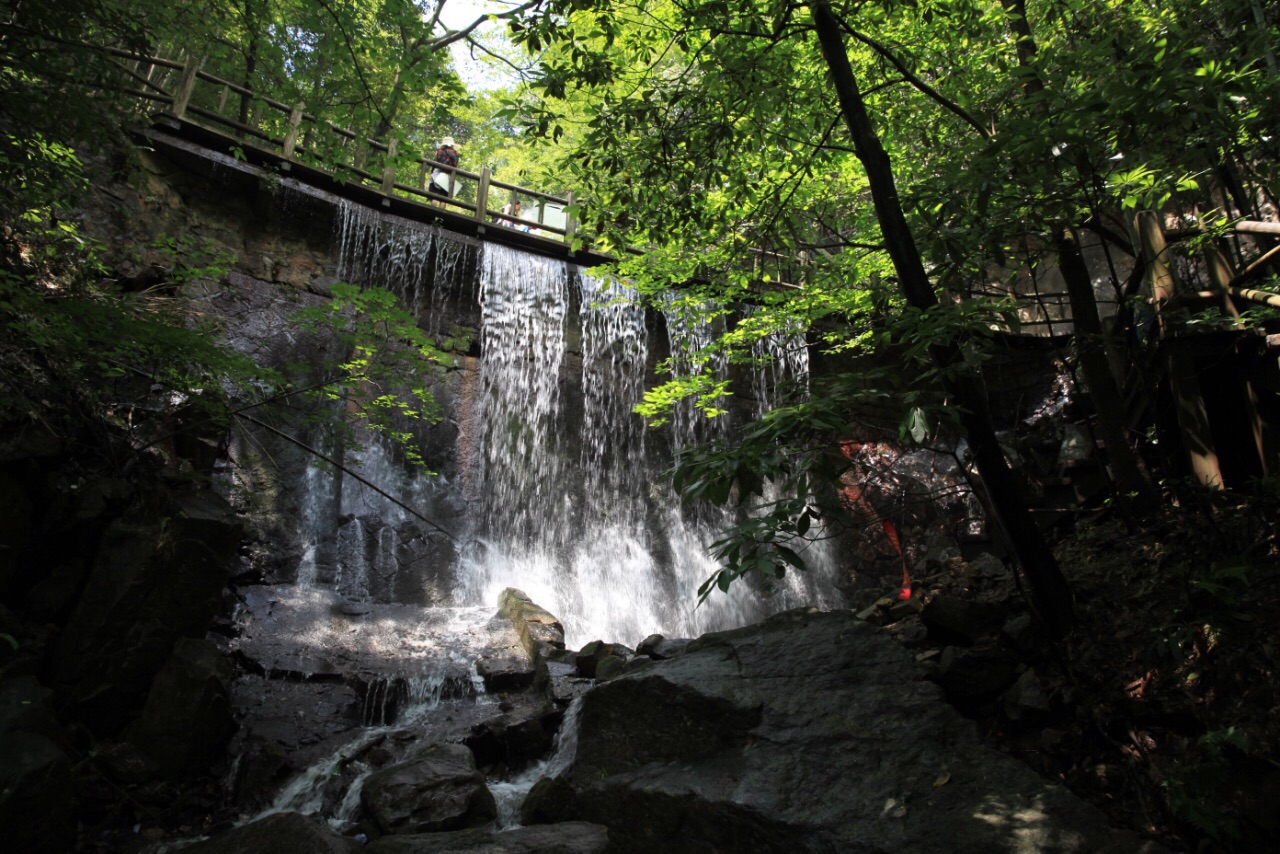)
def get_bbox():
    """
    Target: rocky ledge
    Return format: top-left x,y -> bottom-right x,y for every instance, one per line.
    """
523,607 -> 1163,854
